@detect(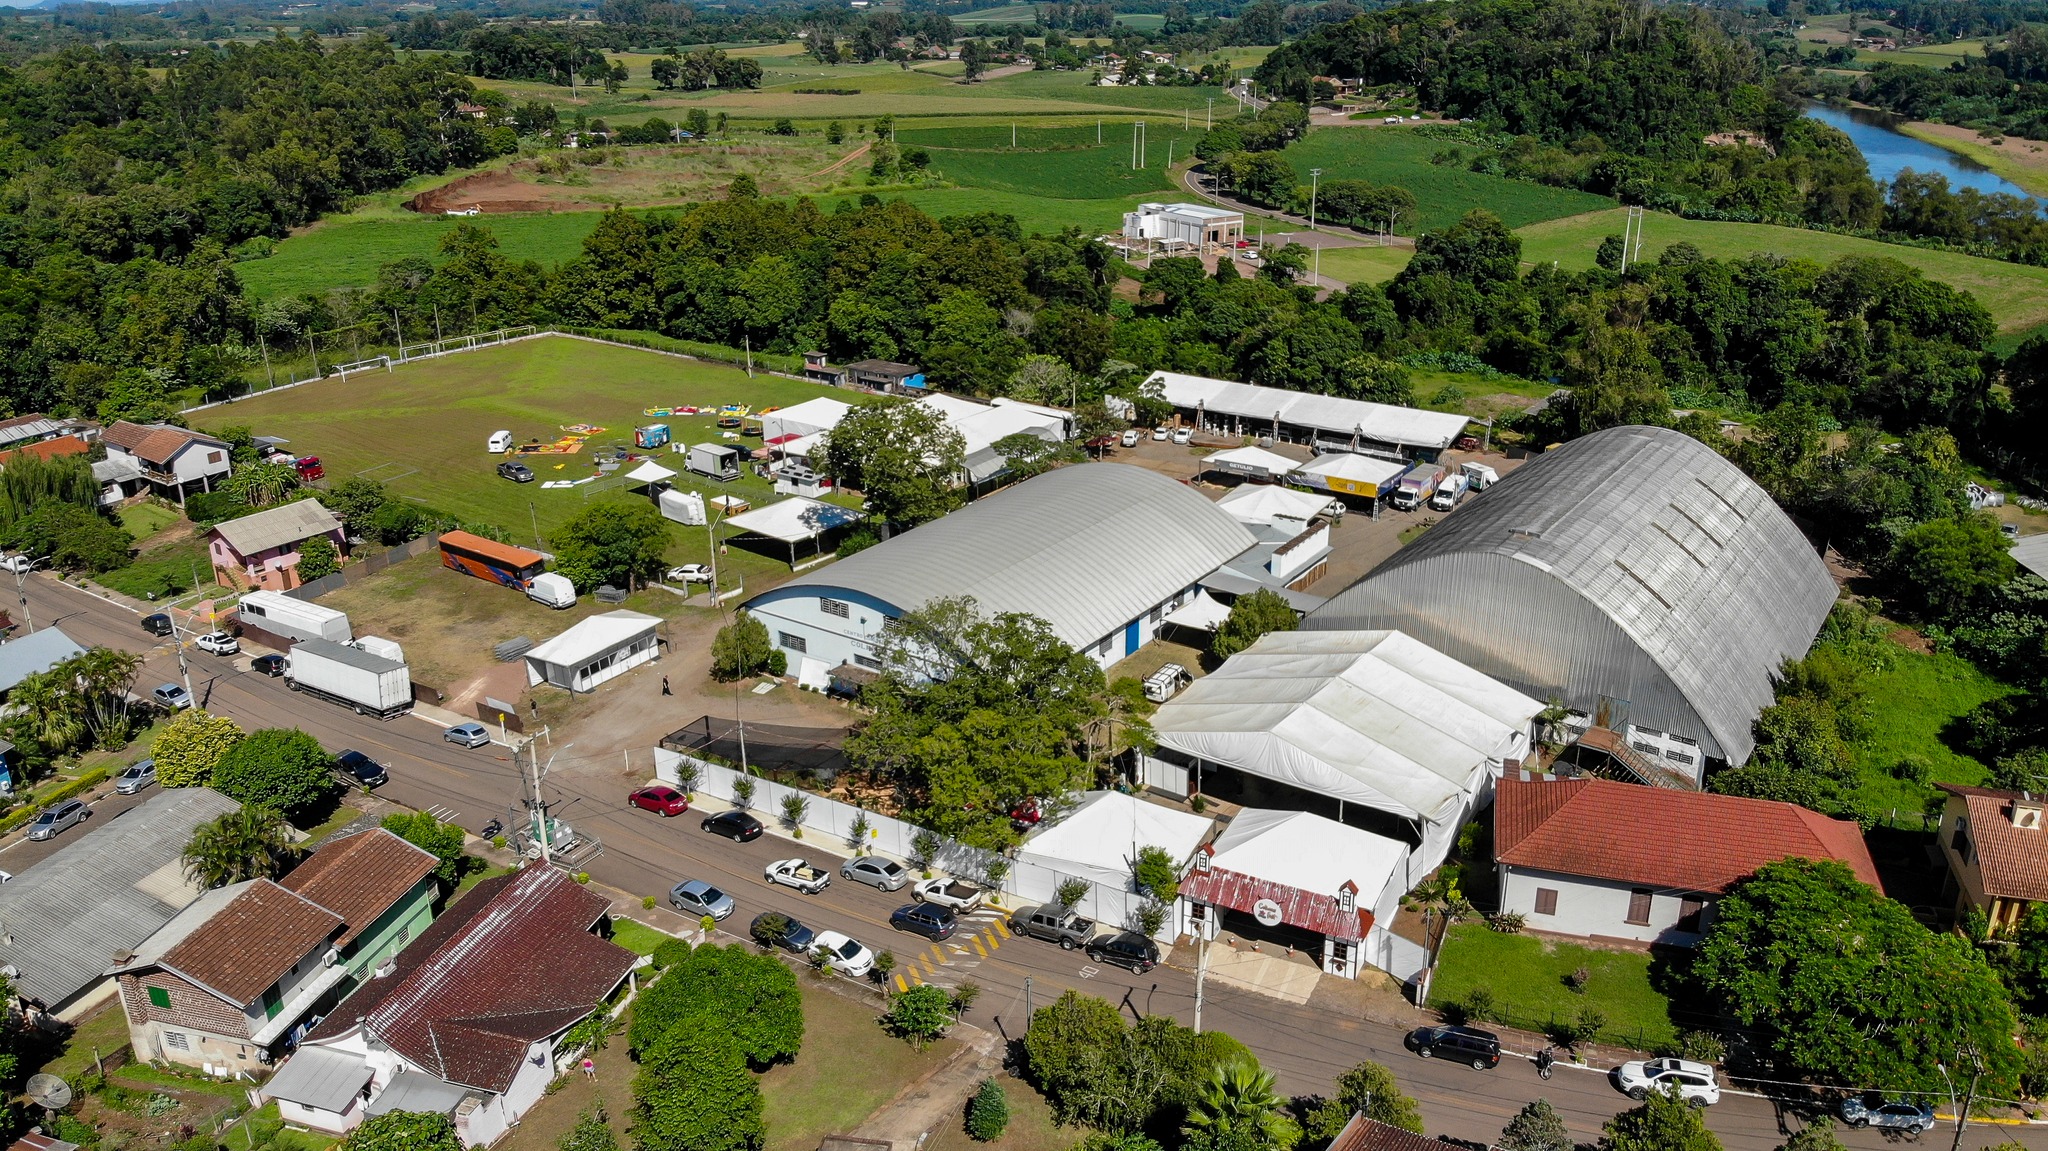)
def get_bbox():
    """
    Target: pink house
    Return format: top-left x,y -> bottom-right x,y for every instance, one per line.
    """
207,498 -> 346,592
